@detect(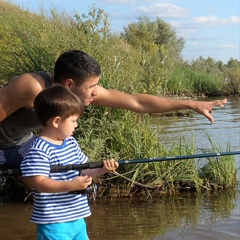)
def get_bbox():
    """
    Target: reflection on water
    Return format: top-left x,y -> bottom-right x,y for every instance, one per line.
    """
158,195 -> 240,240
0,202 -> 35,240
0,190 -> 238,240
86,190 -> 239,240
0,97 -> 239,240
